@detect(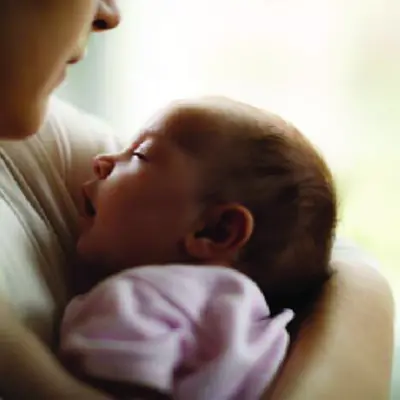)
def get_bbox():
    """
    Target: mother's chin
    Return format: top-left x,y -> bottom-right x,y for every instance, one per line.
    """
0,95 -> 49,140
